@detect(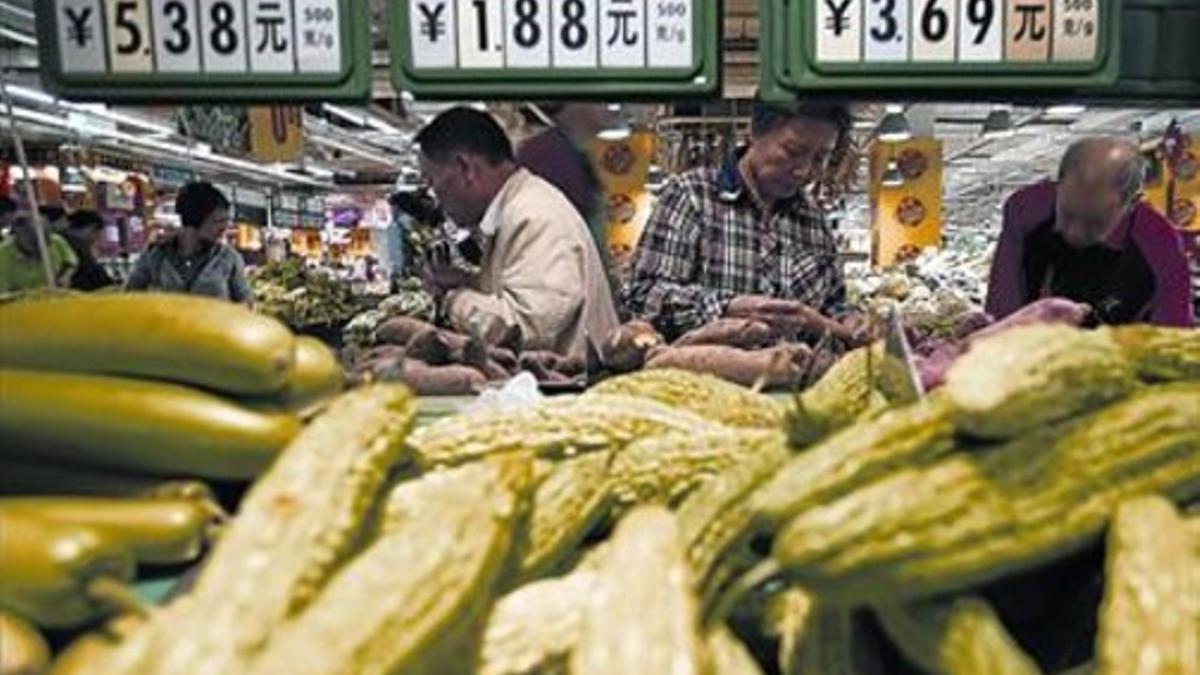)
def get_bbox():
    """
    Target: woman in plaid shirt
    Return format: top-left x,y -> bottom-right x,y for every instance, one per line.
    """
624,100 -> 864,343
